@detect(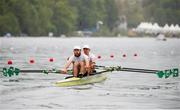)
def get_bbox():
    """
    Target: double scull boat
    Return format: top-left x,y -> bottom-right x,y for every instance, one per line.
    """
55,70 -> 110,87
